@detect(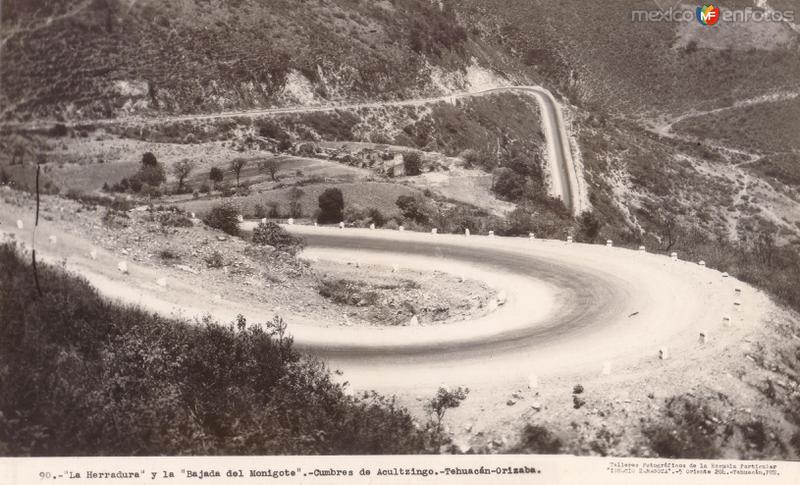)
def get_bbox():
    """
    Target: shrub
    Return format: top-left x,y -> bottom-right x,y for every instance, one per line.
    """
642,395 -> 721,459
317,187 -> 344,224
511,425 -> 563,454
142,152 -> 158,167
577,211 -> 602,243
150,206 -> 193,227
396,195 -> 431,224
344,204 -> 368,224
403,151 -> 423,176
492,167 -> 527,201
317,278 -> 379,306
251,222 -> 304,255
159,249 -> 180,261
203,203 -> 240,236
205,251 -> 224,268
135,163 -> 166,187
367,207 -> 386,227
199,182 -> 210,193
